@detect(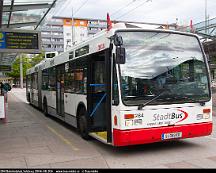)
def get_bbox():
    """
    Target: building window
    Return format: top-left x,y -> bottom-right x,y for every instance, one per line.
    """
52,25 -> 62,29
53,32 -> 63,35
42,38 -> 50,42
66,33 -> 71,36
67,39 -> 71,43
52,38 -> 63,42
42,31 -> 50,35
